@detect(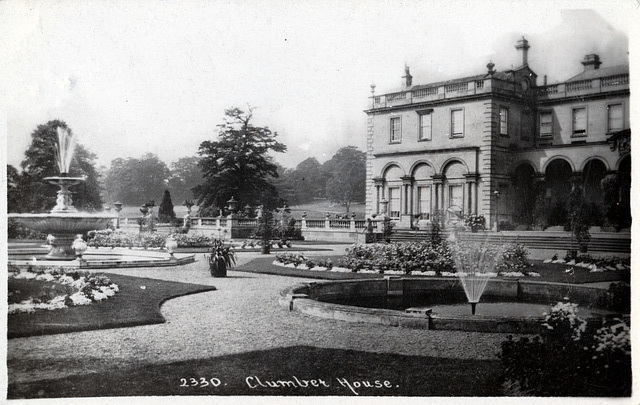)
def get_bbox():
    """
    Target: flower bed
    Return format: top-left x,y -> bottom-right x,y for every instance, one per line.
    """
274,241 -> 540,277
87,229 -> 214,248
8,266 -> 119,314
501,300 -> 631,396
544,253 -> 631,273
